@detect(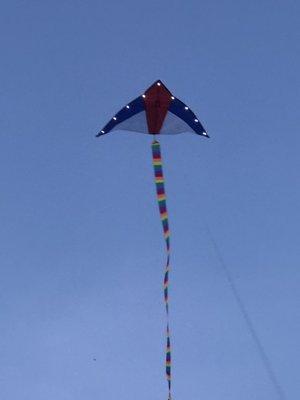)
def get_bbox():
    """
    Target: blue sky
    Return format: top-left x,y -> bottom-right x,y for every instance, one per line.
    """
1,1 -> 299,399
